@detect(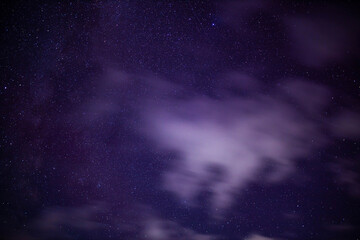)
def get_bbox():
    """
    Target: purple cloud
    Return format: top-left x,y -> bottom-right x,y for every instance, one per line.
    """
286,11 -> 360,67
144,74 -> 331,216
